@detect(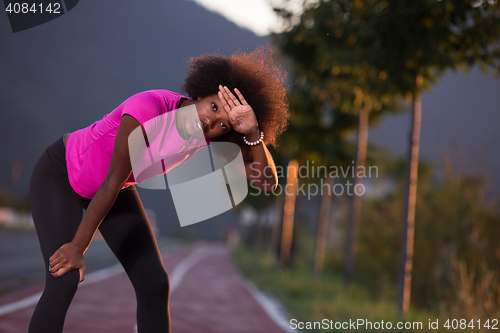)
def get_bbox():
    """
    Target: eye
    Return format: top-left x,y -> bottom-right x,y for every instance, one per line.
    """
220,122 -> 227,130
211,102 -> 217,112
